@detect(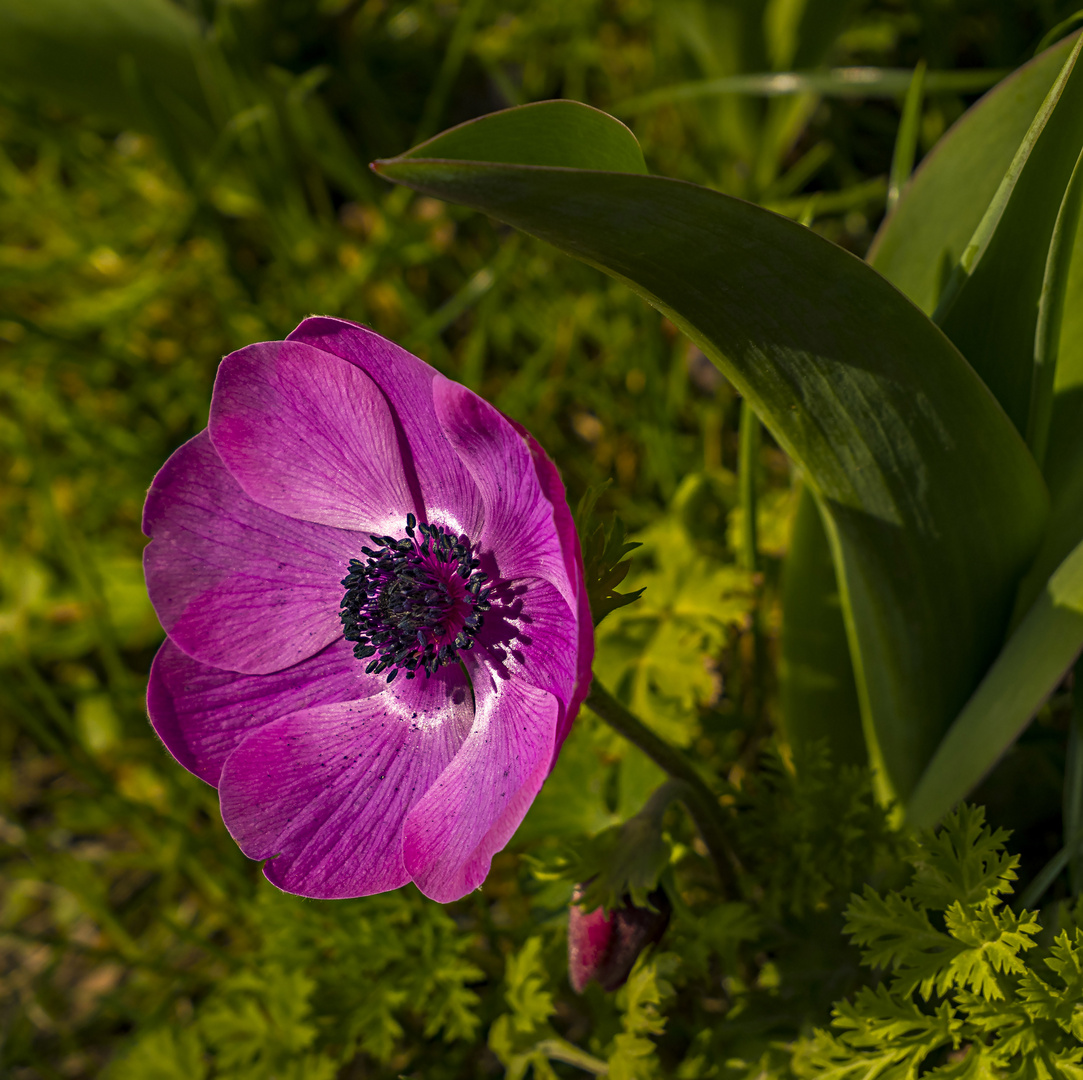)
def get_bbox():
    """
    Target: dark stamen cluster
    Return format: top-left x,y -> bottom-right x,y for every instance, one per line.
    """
340,513 -> 492,683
